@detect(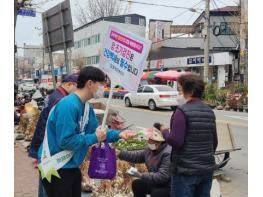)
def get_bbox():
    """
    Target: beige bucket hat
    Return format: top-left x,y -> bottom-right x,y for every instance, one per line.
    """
146,127 -> 165,142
